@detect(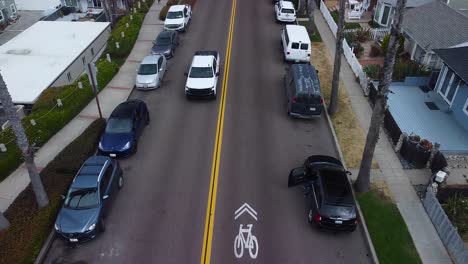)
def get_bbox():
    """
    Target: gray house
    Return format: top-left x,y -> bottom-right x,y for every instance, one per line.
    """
373,0 -> 433,27
402,1 -> 468,69
0,0 -> 18,28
